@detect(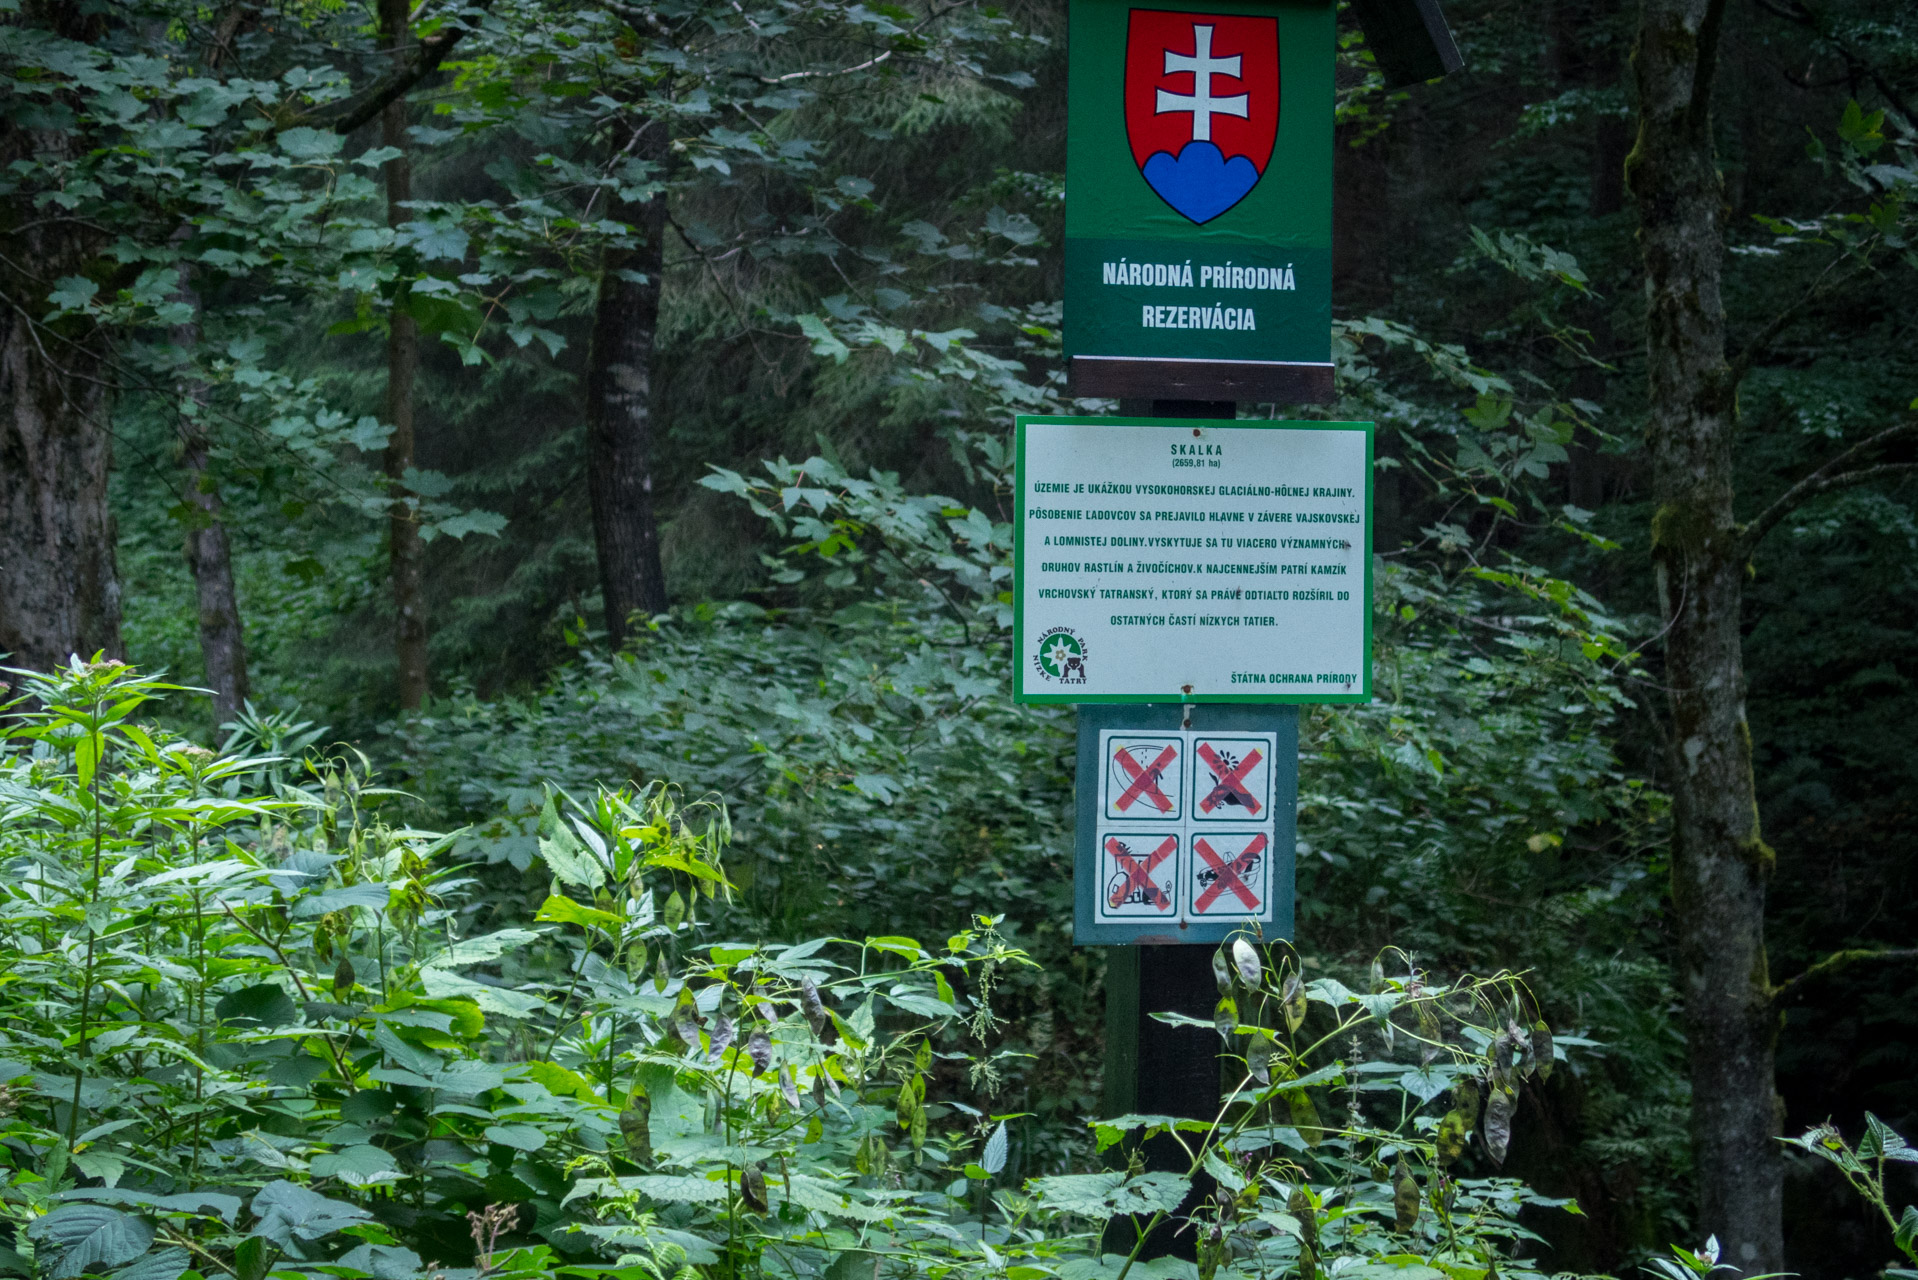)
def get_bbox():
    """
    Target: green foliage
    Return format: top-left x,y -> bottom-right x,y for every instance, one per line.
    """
0,660 -> 1603,1280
